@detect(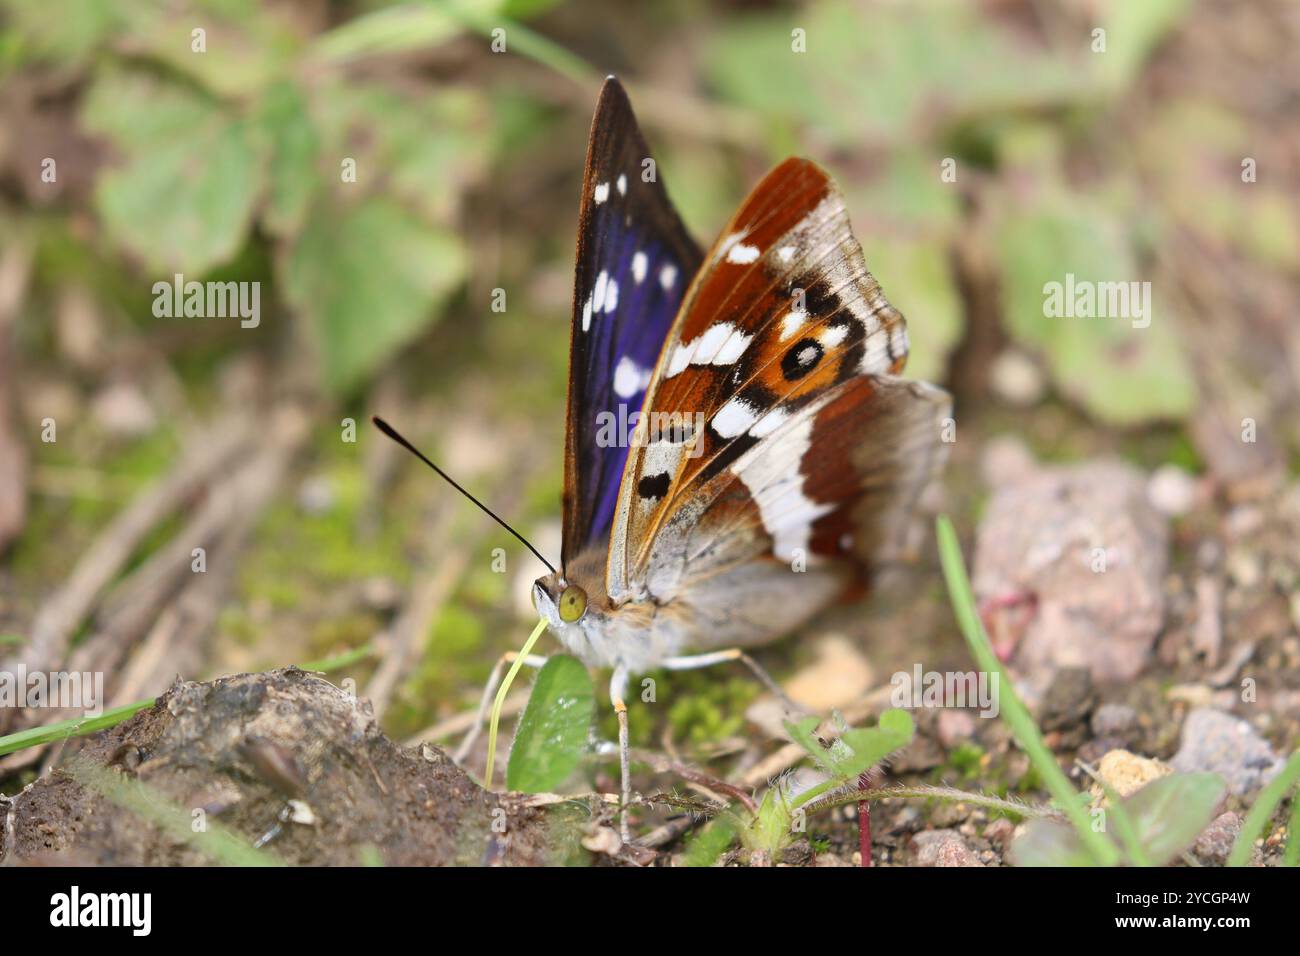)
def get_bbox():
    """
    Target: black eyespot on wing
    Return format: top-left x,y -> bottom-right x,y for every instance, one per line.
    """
782,338 -> 824,381
637,472 -> 672,500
